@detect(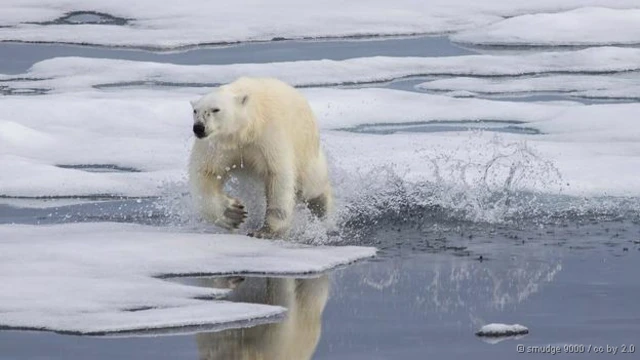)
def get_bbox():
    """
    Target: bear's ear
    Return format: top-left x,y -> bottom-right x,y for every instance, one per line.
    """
236,94 -> 249,106
189,99 -> 197,108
